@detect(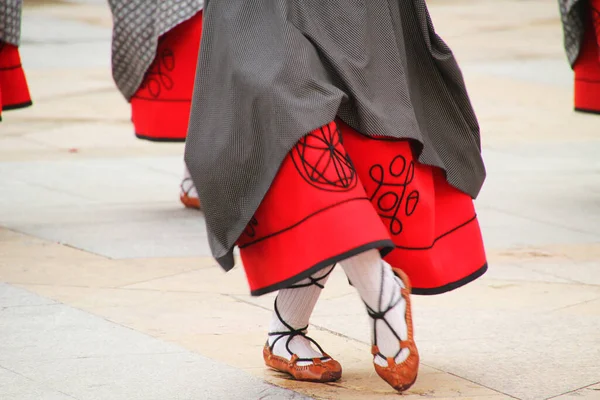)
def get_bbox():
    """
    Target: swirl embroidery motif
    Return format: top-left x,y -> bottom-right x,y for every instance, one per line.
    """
244,217 -> 259,238
369,155 -> 420,236
290,124 -> 358,192
593,5 -> 600,48
140,40 -> 175,98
